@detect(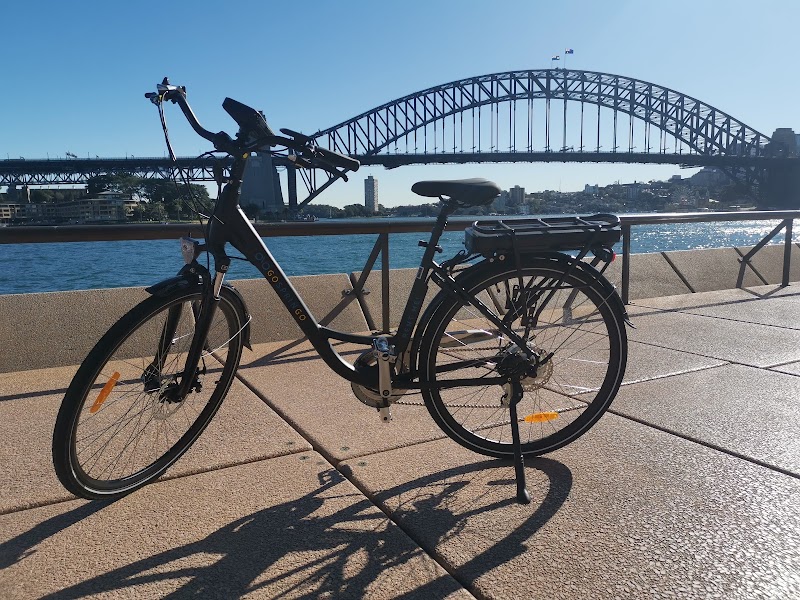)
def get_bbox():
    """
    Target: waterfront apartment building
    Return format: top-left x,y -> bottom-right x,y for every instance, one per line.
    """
0,191 -> 138,224
364,175 -> 378,213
